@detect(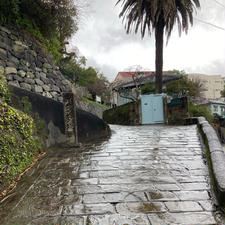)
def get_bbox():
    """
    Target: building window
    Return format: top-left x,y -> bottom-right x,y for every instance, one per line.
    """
221,106 -> 225,116
213,105 -> 218,112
